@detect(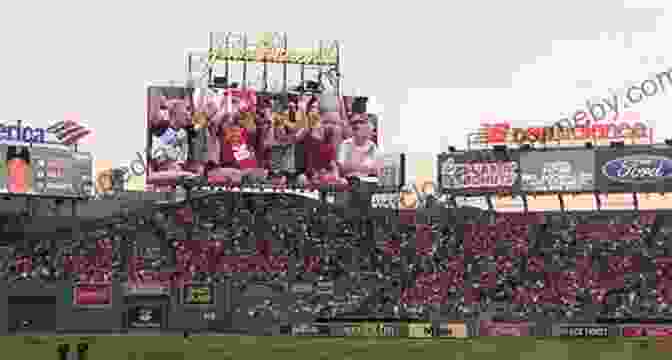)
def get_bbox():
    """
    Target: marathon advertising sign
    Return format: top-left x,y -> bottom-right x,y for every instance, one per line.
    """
596,148 -> 672,193
438,151 -> 519,194
519,149 -> 595,192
